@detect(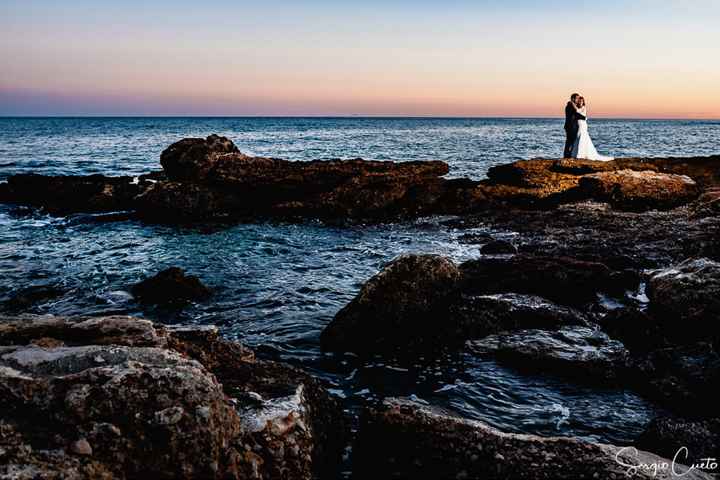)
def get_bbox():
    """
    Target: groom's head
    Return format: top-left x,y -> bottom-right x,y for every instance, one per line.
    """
570,93 -> 580,103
